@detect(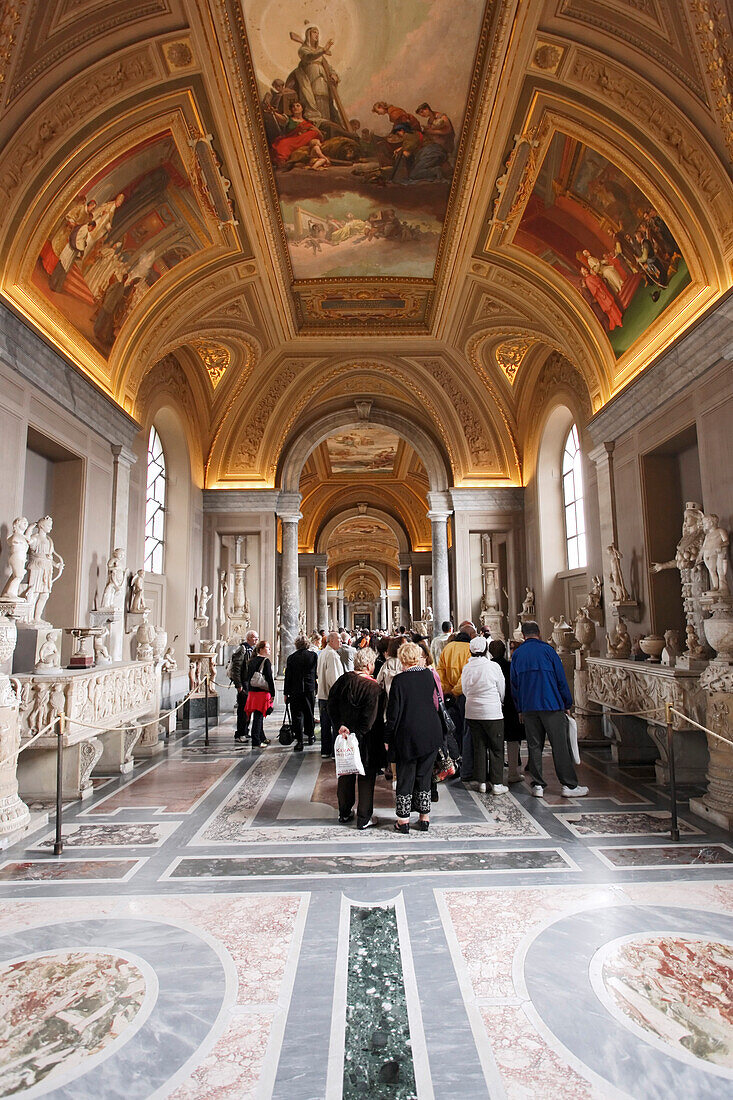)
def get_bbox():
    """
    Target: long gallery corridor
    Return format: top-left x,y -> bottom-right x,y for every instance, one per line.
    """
2,691 -> 732,1099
